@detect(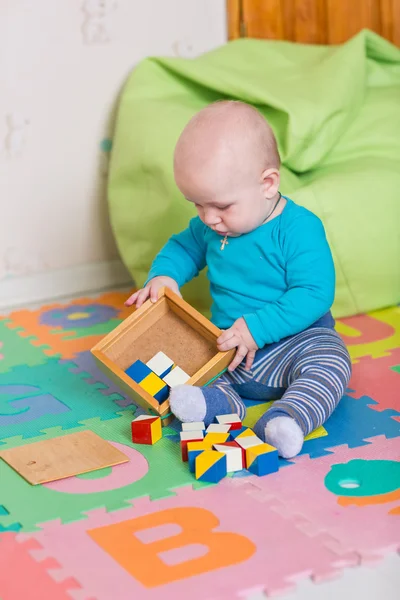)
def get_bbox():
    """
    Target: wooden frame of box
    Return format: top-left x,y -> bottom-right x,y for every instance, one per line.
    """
91,287 -> 235,426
